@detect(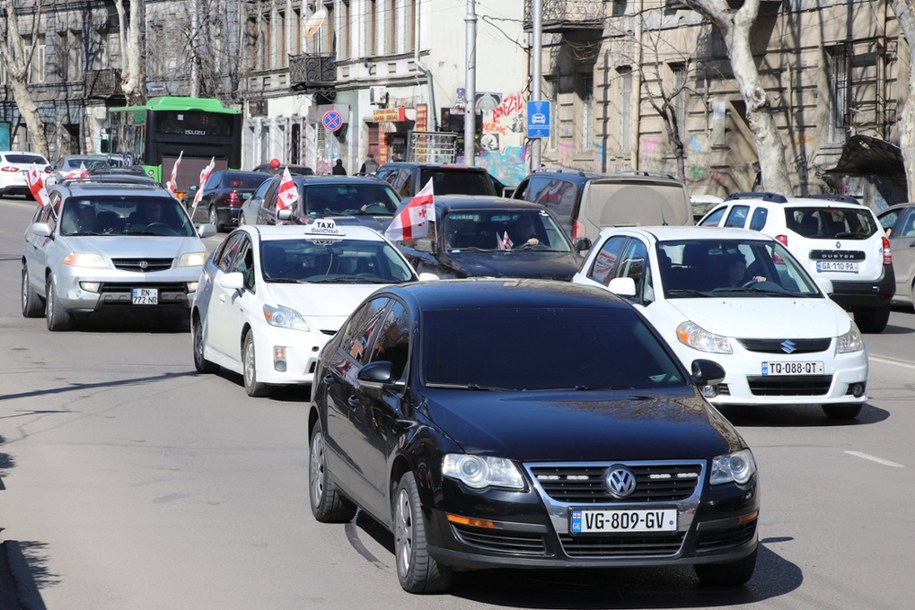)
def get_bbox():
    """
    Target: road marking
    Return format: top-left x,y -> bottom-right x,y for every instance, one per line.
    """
869,355 -> 915,371
845,451 -> 904,468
